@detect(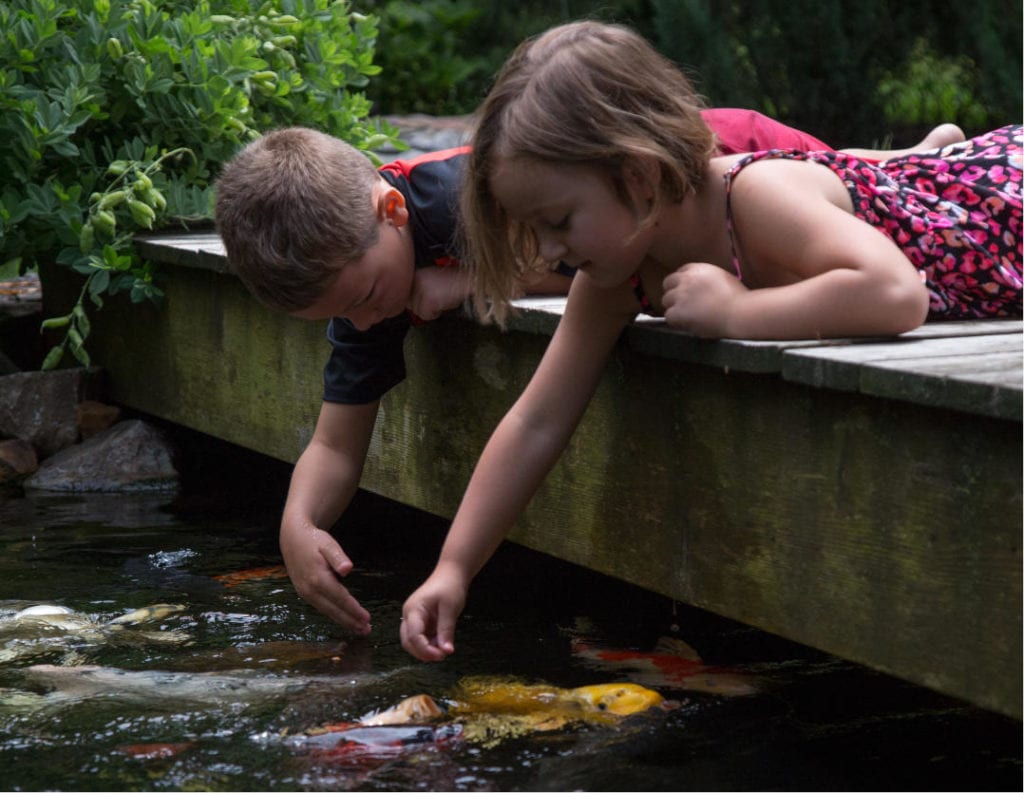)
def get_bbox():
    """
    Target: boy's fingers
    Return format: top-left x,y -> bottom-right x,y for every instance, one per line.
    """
321,544 -> 354,577
307,562 -> 372,635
